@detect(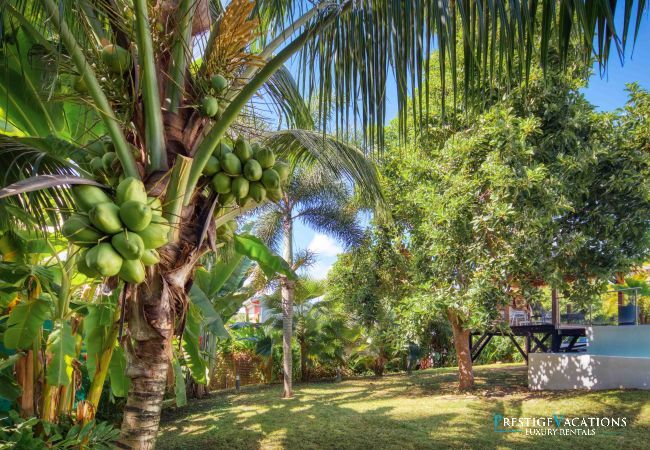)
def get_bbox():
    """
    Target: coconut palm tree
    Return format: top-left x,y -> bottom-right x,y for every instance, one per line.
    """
1,0 -> 646,447
263,276 -> 325,382
254,159 -> 375,396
